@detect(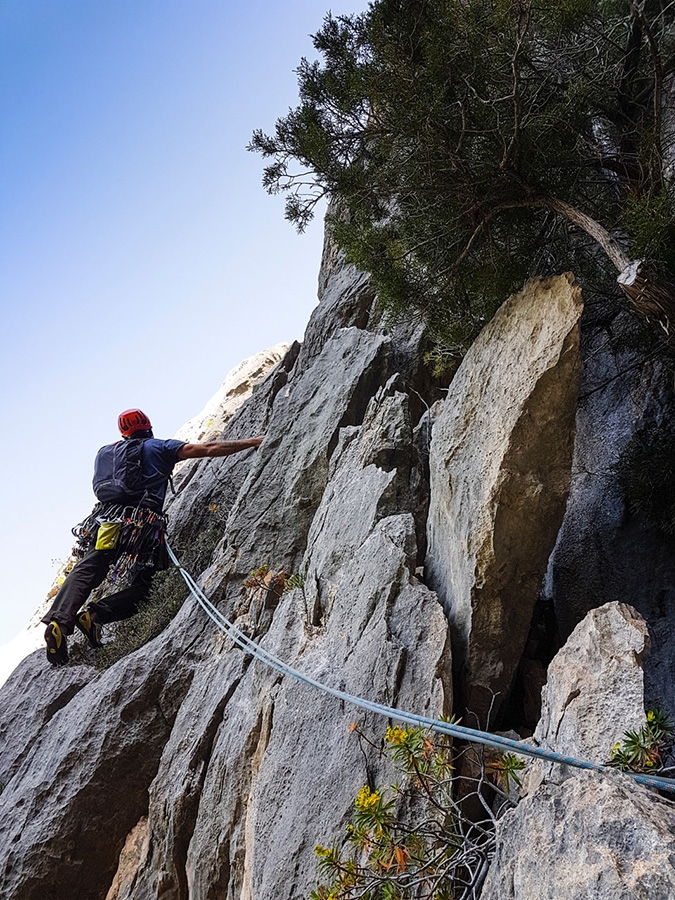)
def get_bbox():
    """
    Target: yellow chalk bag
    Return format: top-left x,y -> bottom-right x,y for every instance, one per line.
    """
95,522 -> 122,550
